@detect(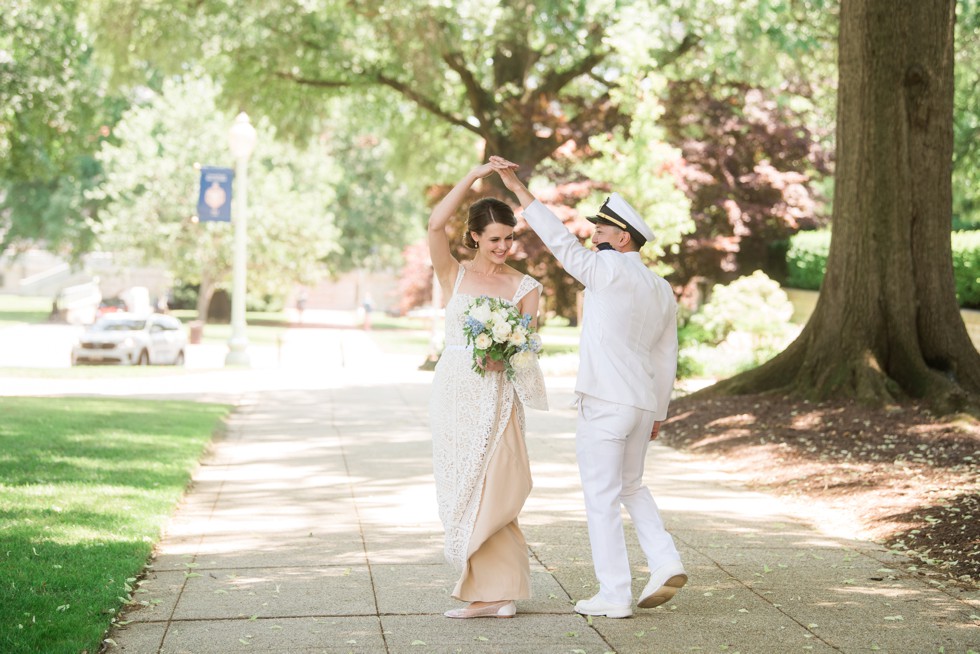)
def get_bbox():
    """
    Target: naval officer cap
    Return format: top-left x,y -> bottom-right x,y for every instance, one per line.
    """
587,192 -> 655,248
